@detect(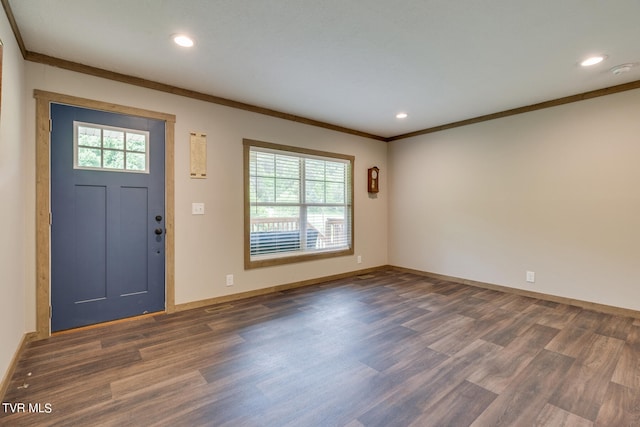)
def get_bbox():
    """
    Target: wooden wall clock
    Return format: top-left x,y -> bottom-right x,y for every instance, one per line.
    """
368,166 -> 379,193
